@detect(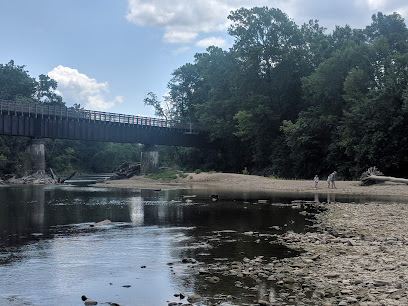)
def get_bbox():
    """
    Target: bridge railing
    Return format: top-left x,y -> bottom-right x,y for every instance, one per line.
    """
0,100 -> 200,132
